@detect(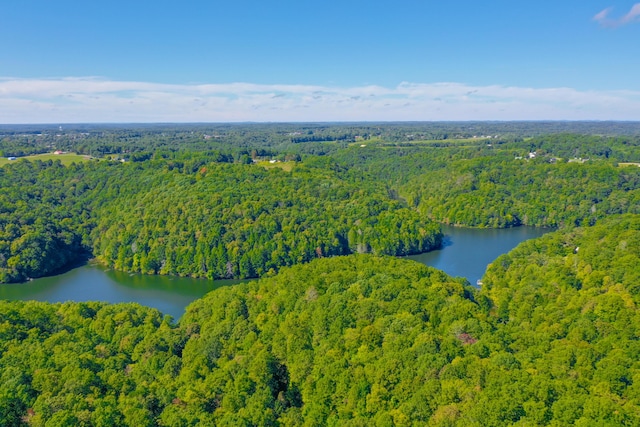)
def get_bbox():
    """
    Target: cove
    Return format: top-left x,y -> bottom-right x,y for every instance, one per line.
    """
407,225 -> 550,285
0,262 -> 243,320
